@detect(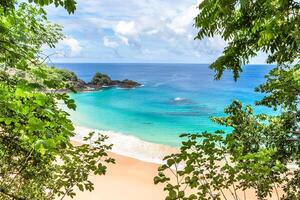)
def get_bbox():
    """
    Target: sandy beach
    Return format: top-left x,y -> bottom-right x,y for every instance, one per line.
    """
65,151 -> 167,200
68,129 -> 285,200
65,150 -> 285,200
68,129 -> 173,200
